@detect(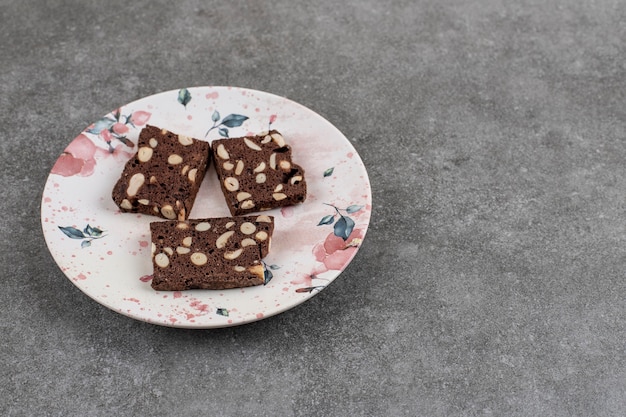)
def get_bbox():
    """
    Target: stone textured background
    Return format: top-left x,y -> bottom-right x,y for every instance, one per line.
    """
2,0 -> 626,415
